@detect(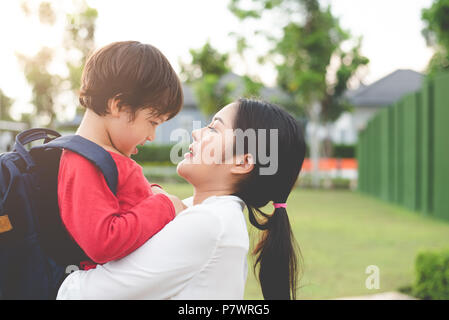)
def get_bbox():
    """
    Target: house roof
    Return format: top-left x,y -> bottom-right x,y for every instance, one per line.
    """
346,69 -> 424,107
